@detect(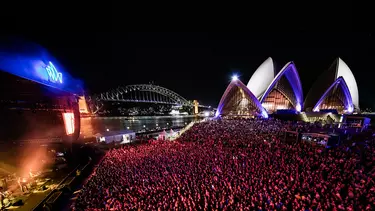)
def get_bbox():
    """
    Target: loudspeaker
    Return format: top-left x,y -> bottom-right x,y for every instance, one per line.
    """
12,199 -> 23,206
39,185 -> 48,191
43,203 -> 52,211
